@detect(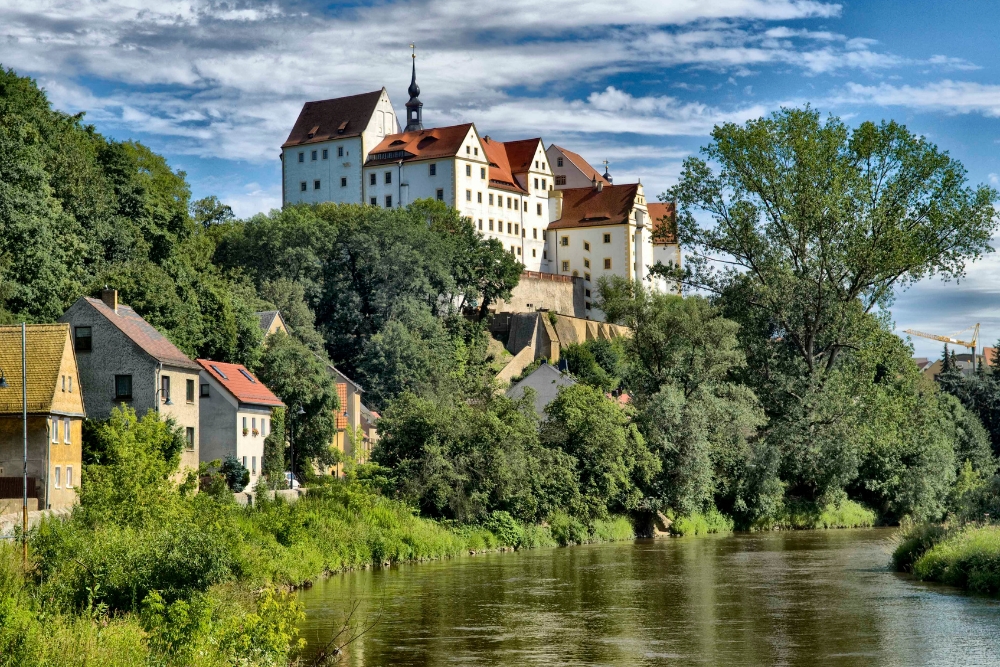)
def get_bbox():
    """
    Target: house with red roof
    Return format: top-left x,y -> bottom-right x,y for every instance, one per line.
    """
59,289 -> 202,473
197,359 -> 284,483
